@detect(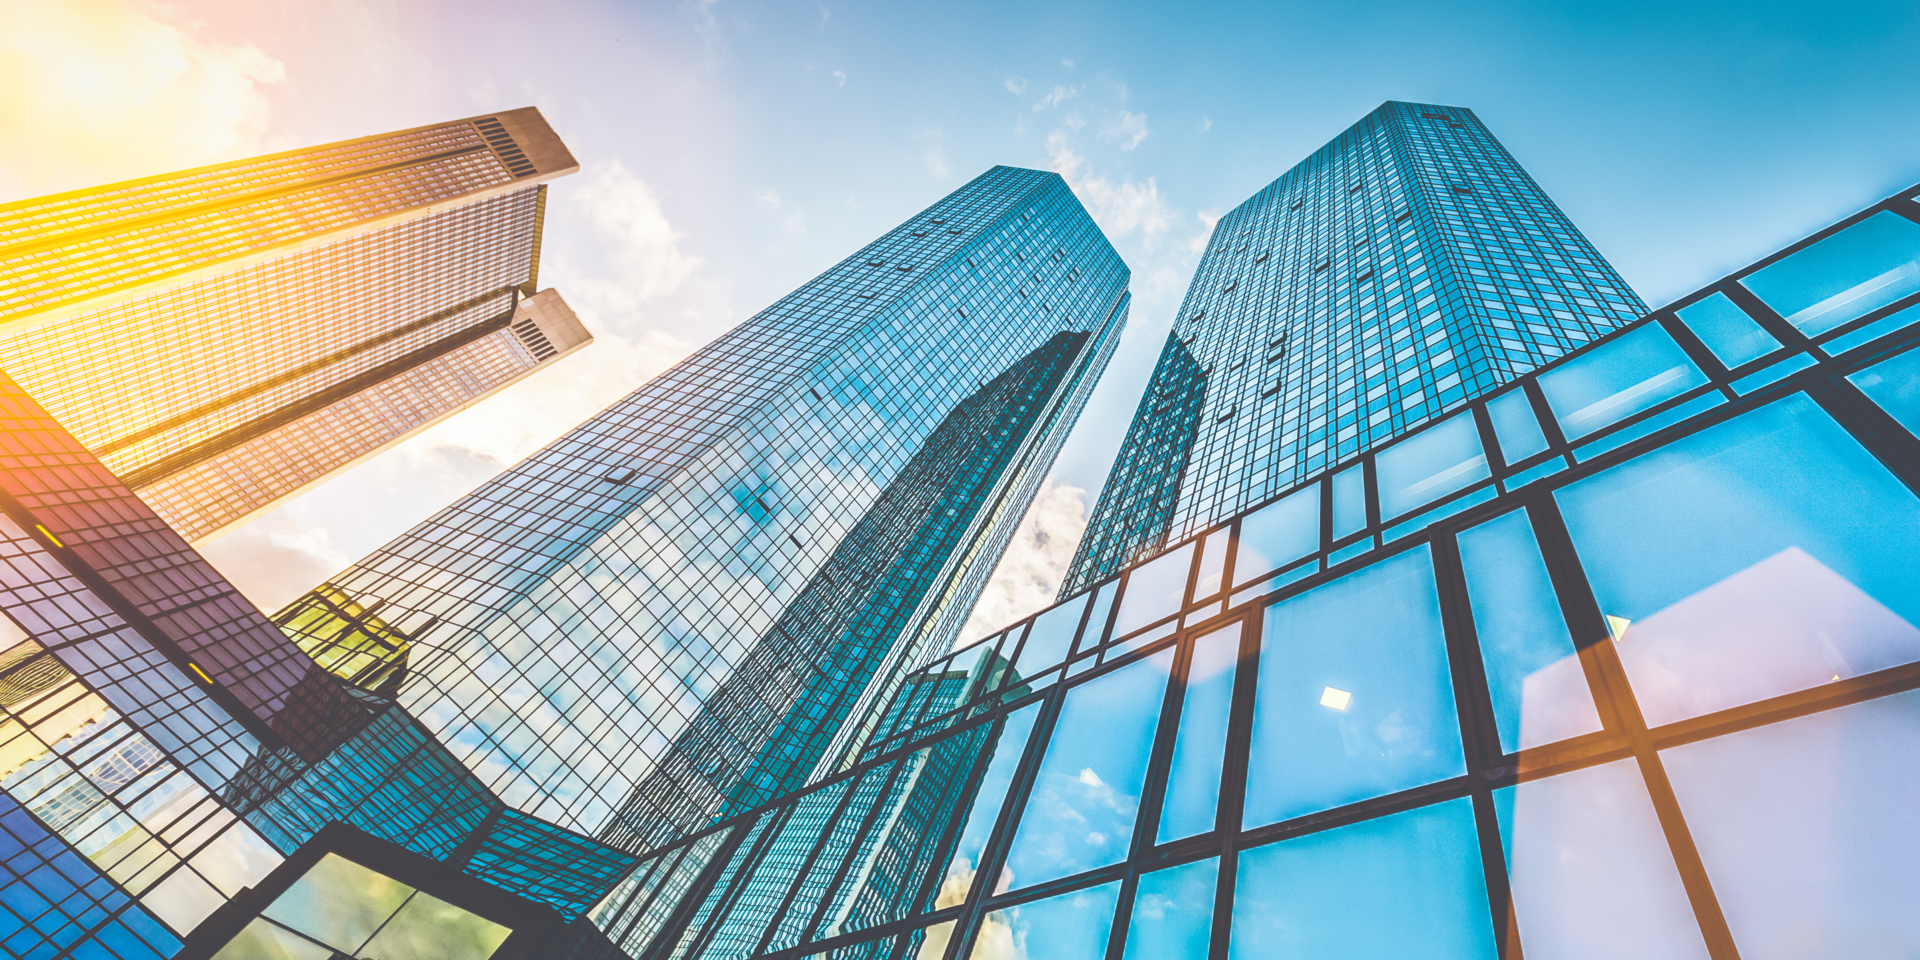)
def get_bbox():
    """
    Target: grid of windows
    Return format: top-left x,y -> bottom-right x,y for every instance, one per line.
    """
1065,102 -> 1645,592
572,182 -> 1920,960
